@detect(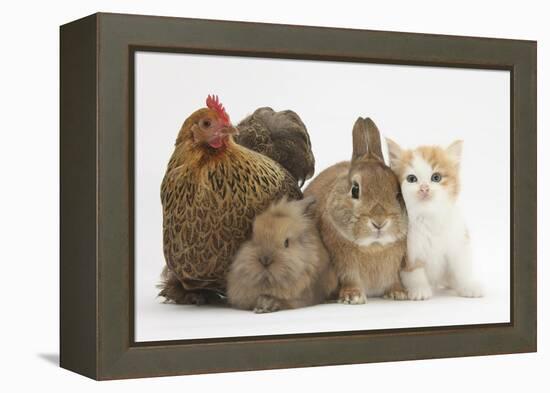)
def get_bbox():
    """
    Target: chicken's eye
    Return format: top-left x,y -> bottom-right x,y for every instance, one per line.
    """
201,119 -> 212,128
351,181 -> 360,199
284,238 -> 289,248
